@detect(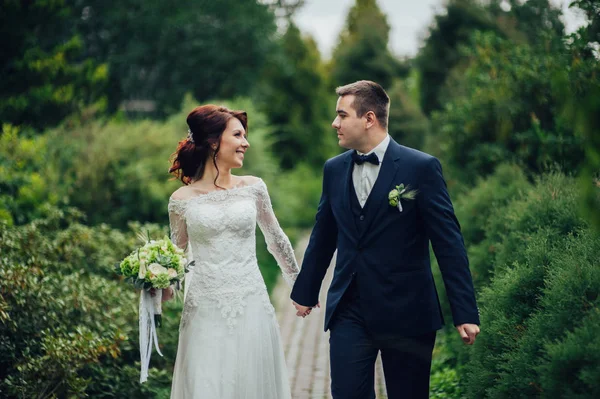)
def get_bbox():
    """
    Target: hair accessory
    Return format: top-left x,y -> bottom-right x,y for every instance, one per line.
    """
186,129 -> 195,143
